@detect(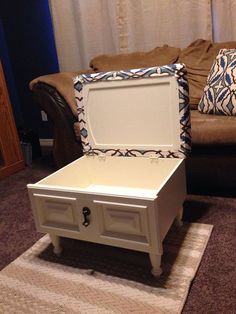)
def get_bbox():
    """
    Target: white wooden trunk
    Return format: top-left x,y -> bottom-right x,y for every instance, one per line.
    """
28,156 -> 186,276
28,64 -> 190,276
